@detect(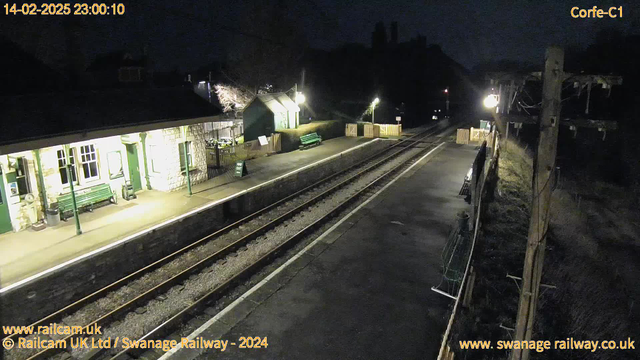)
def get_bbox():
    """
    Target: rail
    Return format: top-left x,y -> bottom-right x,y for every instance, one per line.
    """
7,121 -> 460,360
111,123 -> 461,360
